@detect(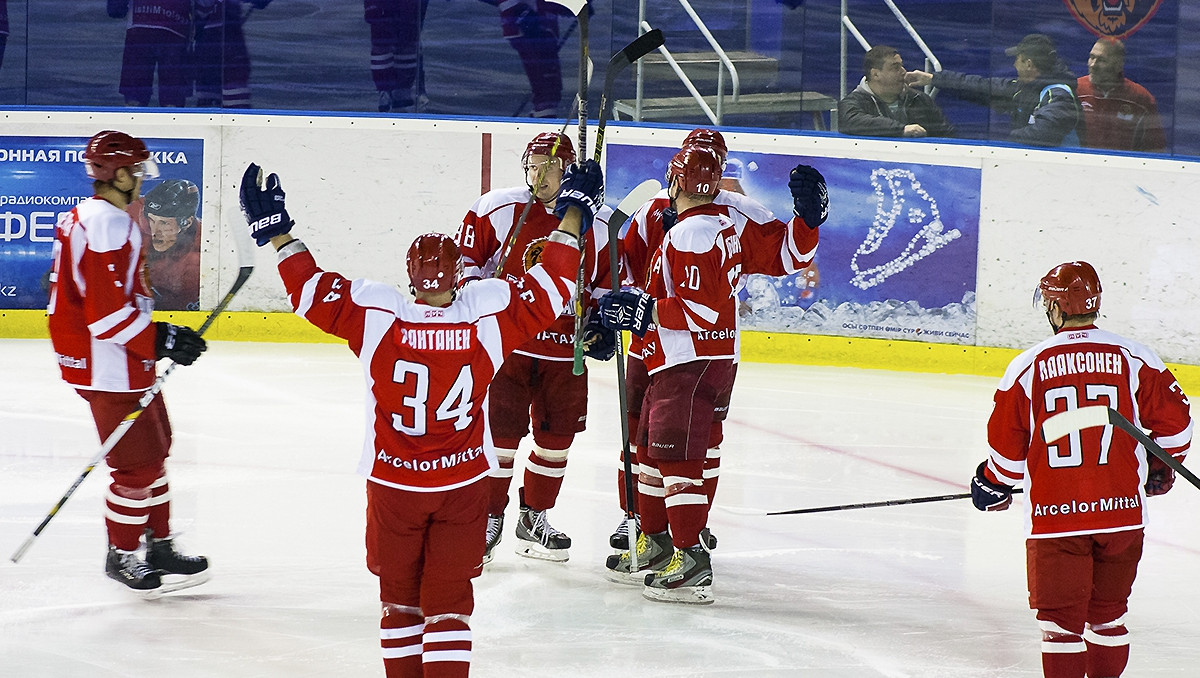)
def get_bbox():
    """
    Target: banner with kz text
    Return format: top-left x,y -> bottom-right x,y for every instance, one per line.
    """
605,144 -> 981,345
0,136 -> 205,311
